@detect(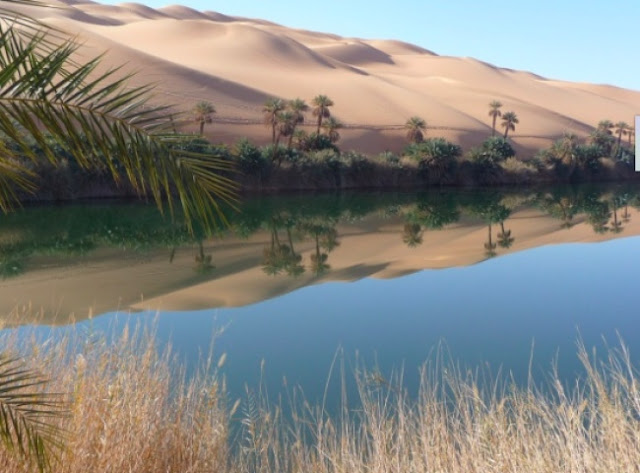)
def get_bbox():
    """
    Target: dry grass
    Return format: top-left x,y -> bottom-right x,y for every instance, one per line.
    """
0,323 -> 229,473
1,322 -> 640,473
